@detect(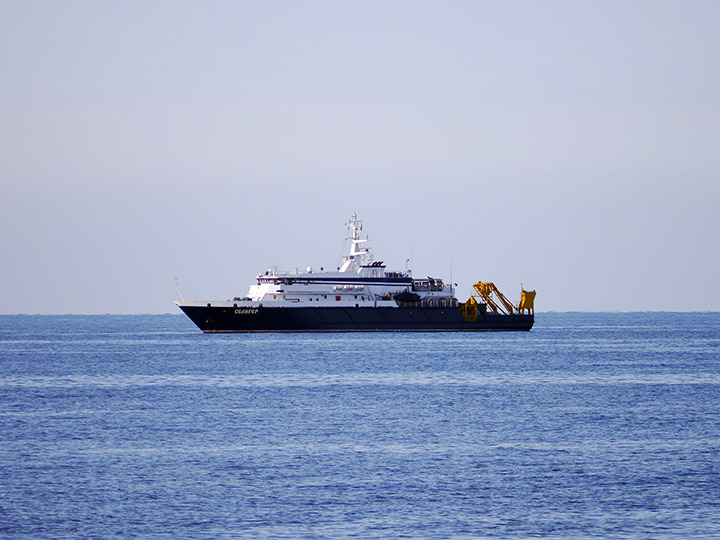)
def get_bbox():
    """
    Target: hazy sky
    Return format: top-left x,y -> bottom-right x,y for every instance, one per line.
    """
2,1 -> 719,313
